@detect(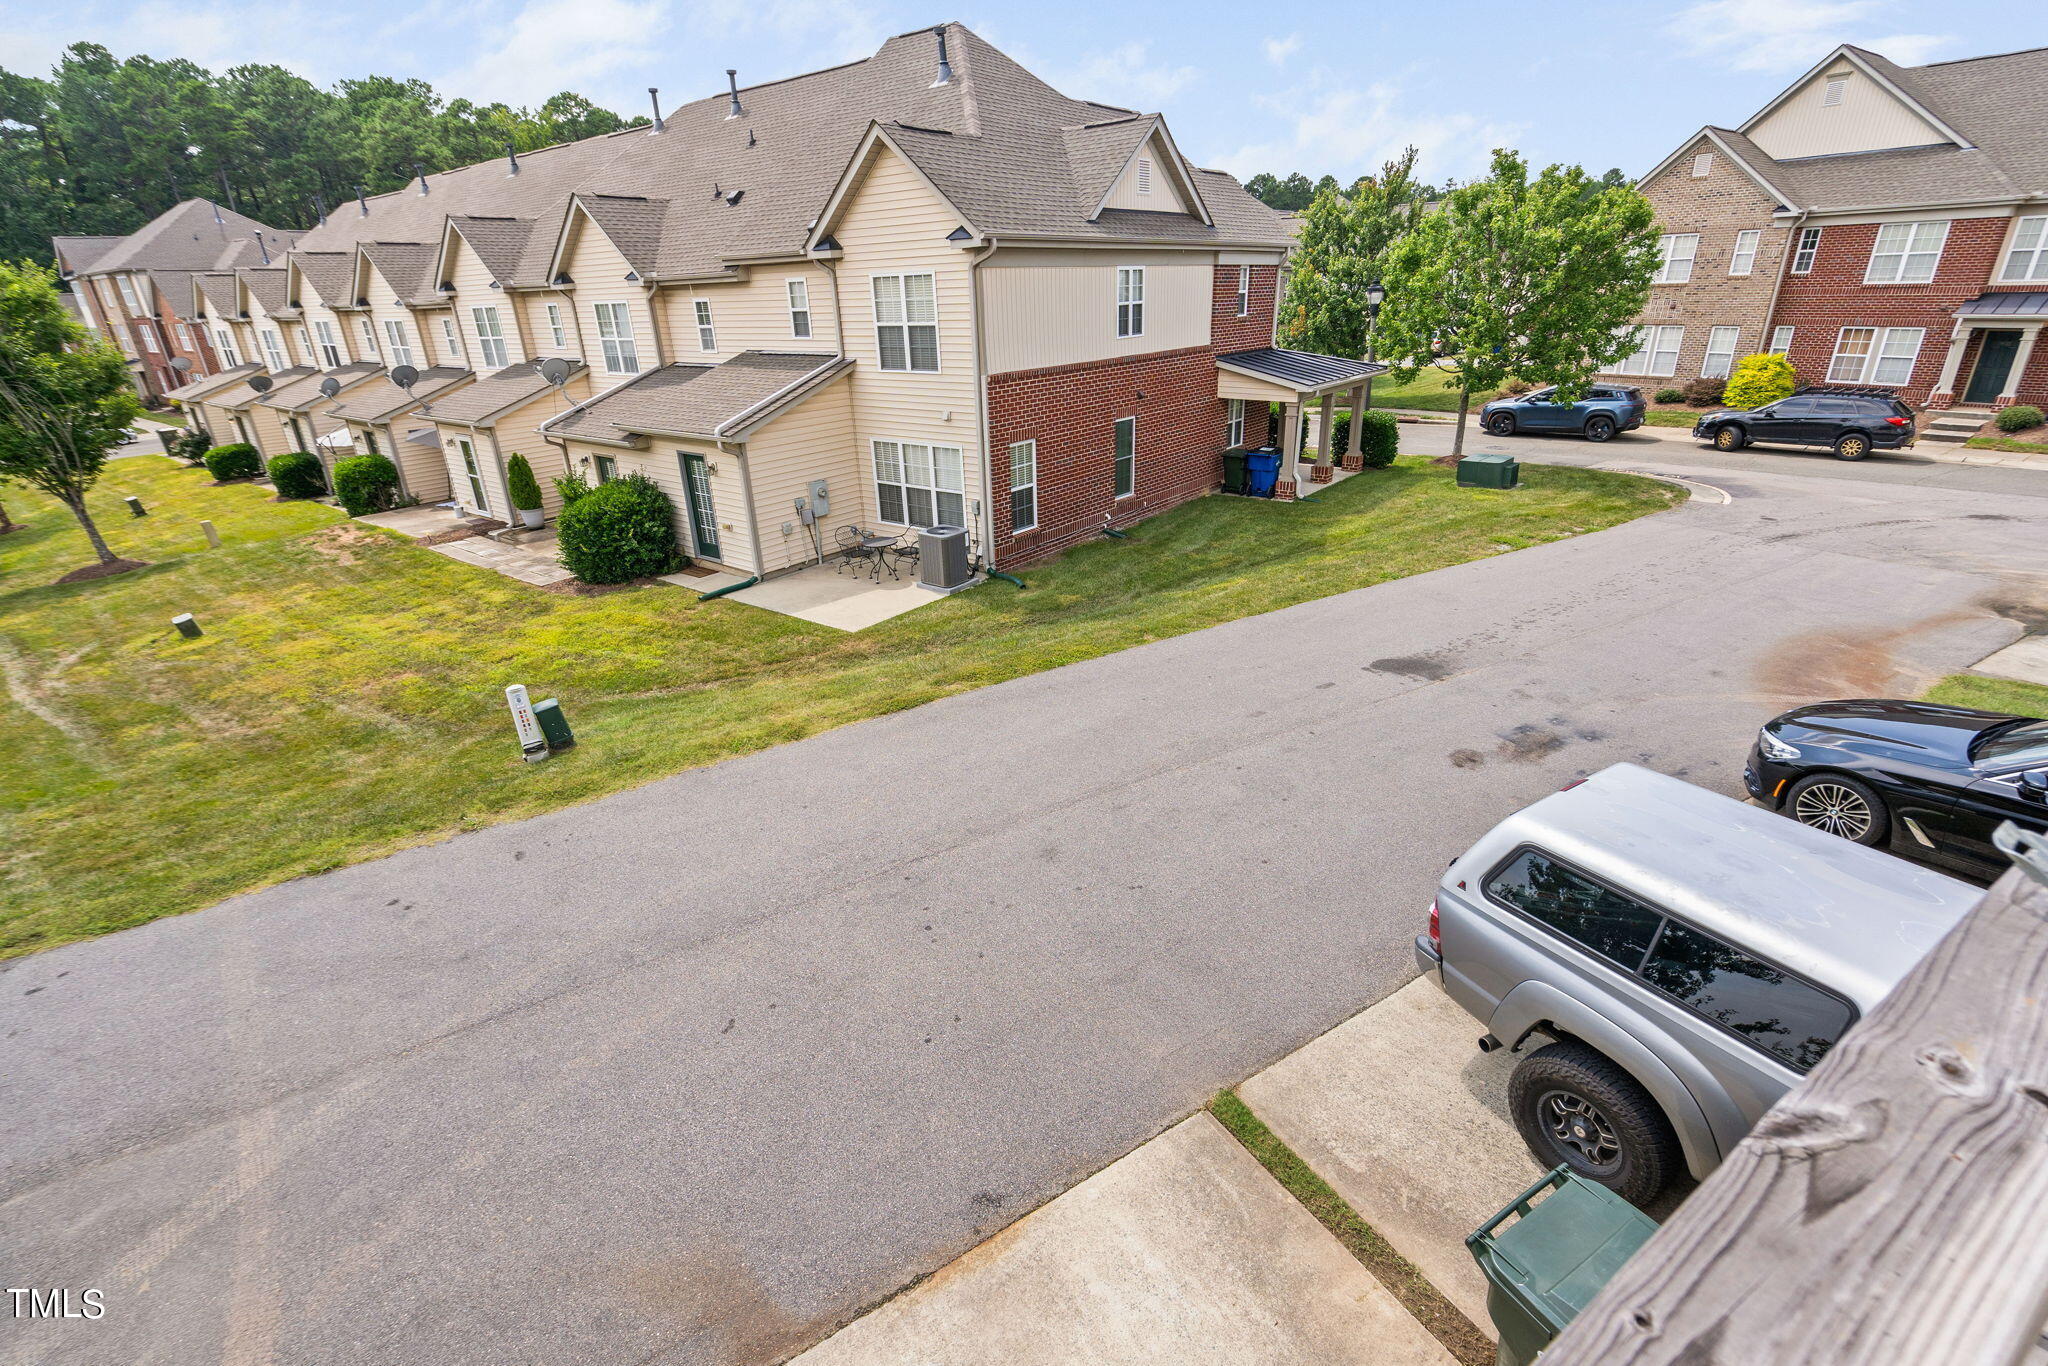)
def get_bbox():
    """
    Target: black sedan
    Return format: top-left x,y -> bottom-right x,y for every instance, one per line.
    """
1746,700 -> 2048,879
